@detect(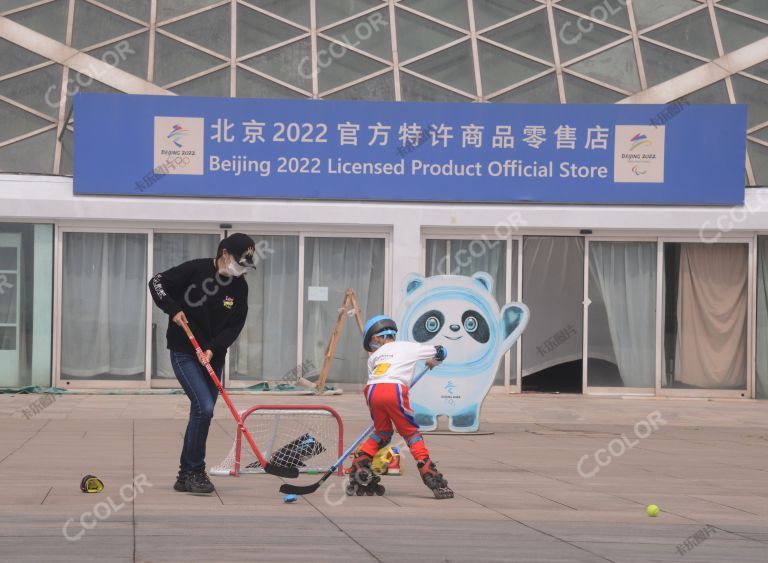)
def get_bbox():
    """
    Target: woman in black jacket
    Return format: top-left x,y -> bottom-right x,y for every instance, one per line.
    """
149,233 -> 255,493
